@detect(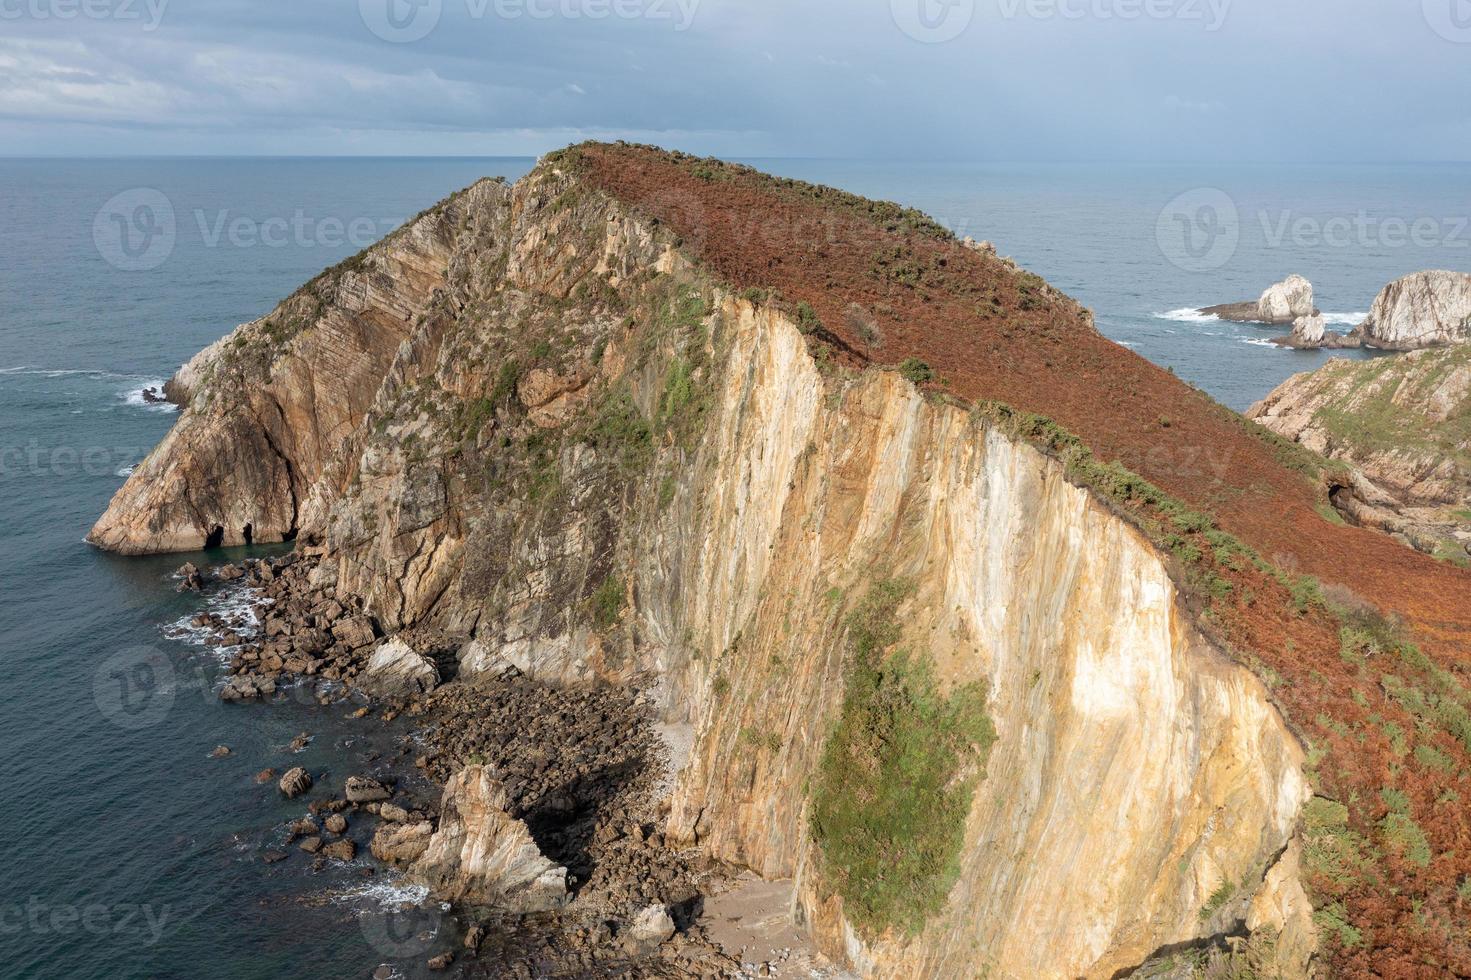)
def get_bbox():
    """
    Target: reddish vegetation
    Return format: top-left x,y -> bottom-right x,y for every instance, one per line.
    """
574,143 -> 1471,977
